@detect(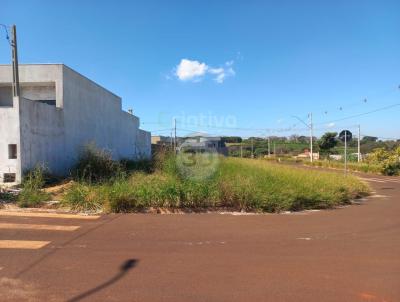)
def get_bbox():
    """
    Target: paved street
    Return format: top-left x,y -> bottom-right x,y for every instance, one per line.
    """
1,173 -> 399,302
